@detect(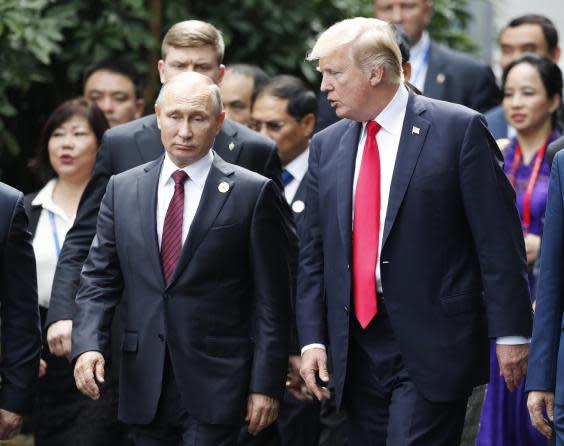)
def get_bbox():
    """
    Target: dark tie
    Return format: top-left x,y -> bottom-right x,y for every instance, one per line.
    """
282,169 -> 294,186
161,170 -> 189,284
353,121 -> 381,328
